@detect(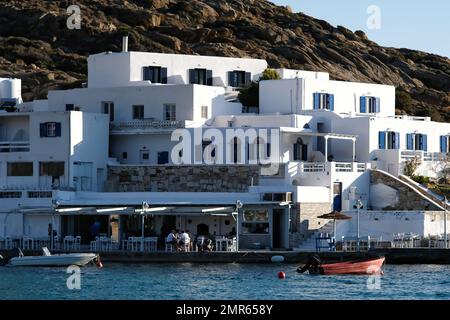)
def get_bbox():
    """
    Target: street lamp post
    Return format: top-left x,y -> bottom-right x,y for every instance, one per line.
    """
445,196 -> 448,249
235,200 -> 243,252
356,199 -> 363,252
141,201 -> 149,252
